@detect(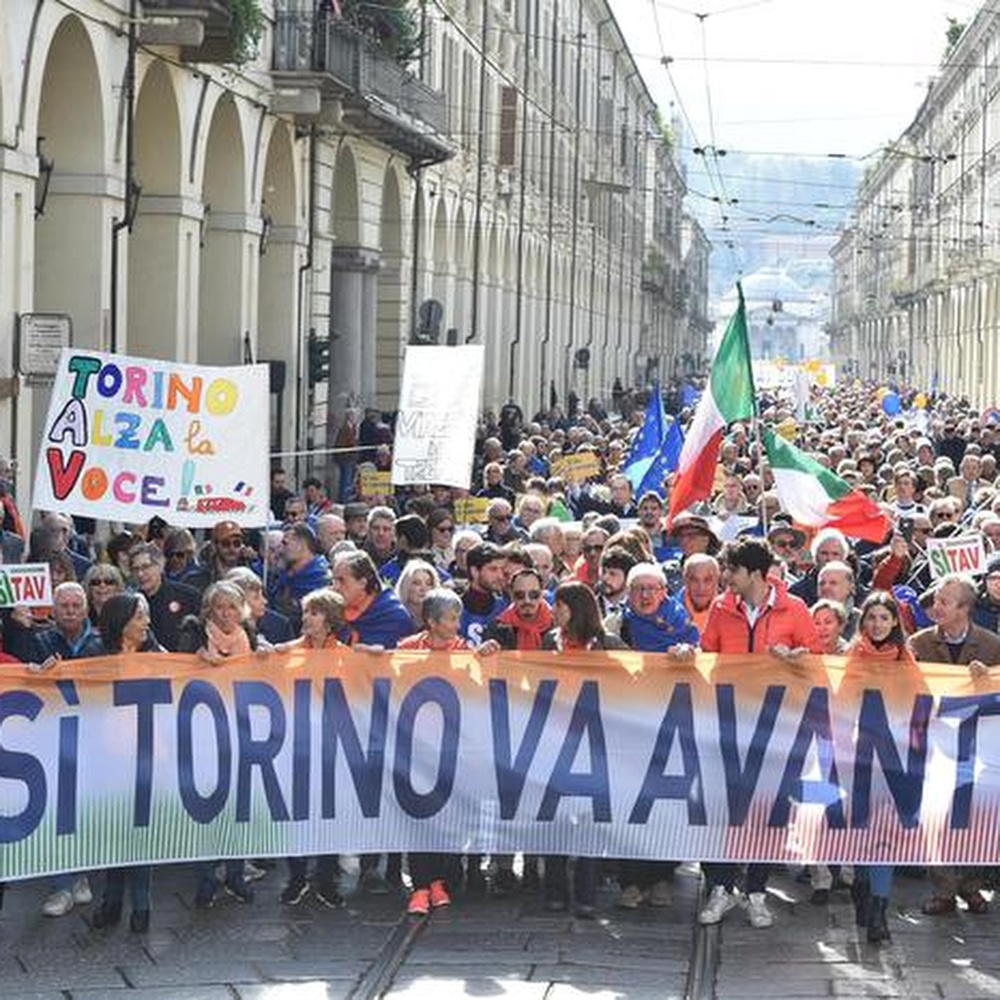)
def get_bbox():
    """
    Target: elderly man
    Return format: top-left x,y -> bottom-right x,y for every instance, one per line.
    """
910,573 -> 1000,917
485,497 -> 526,544
789,527 -> 851,607
678,553 -> 721,634
27,582 -> 102,916
316,512 -> 347,554
817,560 -> 860,639
607,563 -> 699,910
